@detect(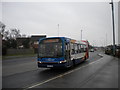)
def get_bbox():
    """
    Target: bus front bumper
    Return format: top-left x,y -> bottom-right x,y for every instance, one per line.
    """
38,62 -> 68,68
